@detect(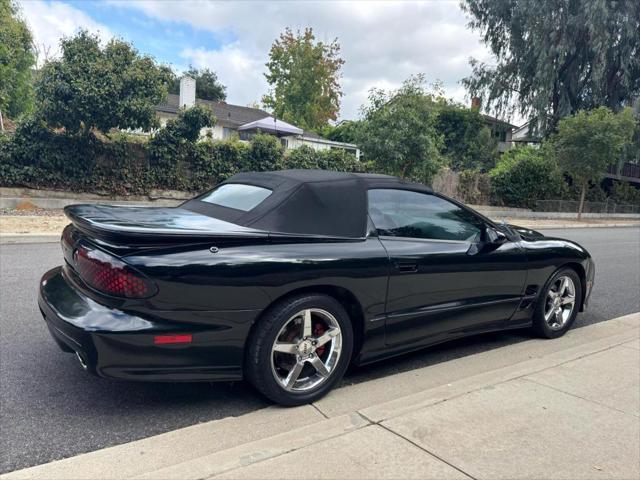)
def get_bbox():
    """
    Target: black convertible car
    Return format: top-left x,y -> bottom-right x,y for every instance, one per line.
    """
39,170 -> 594,405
